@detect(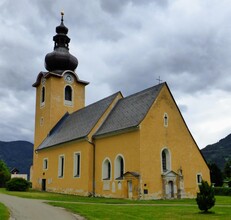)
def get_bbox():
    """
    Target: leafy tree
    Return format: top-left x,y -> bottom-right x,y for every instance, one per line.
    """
196,180 -> 215,213
223,159 -> 231,179
0,160 -> 11,187
209,163 -> 223,186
